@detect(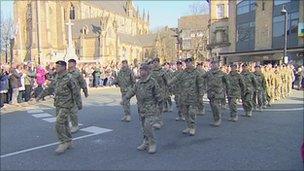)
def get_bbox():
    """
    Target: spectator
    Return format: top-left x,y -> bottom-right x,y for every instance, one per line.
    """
9,64 -> 22,105
35,65 -> 46,99
0,65 -> 10,108
92,67 -> 101,88
17,65 -> 25,103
